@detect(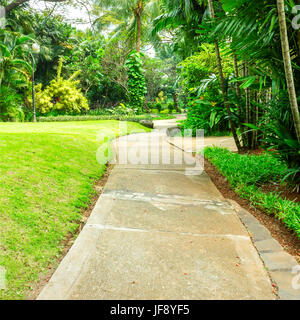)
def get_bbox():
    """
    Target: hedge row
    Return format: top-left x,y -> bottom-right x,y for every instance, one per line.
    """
37,114 -> 152,123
